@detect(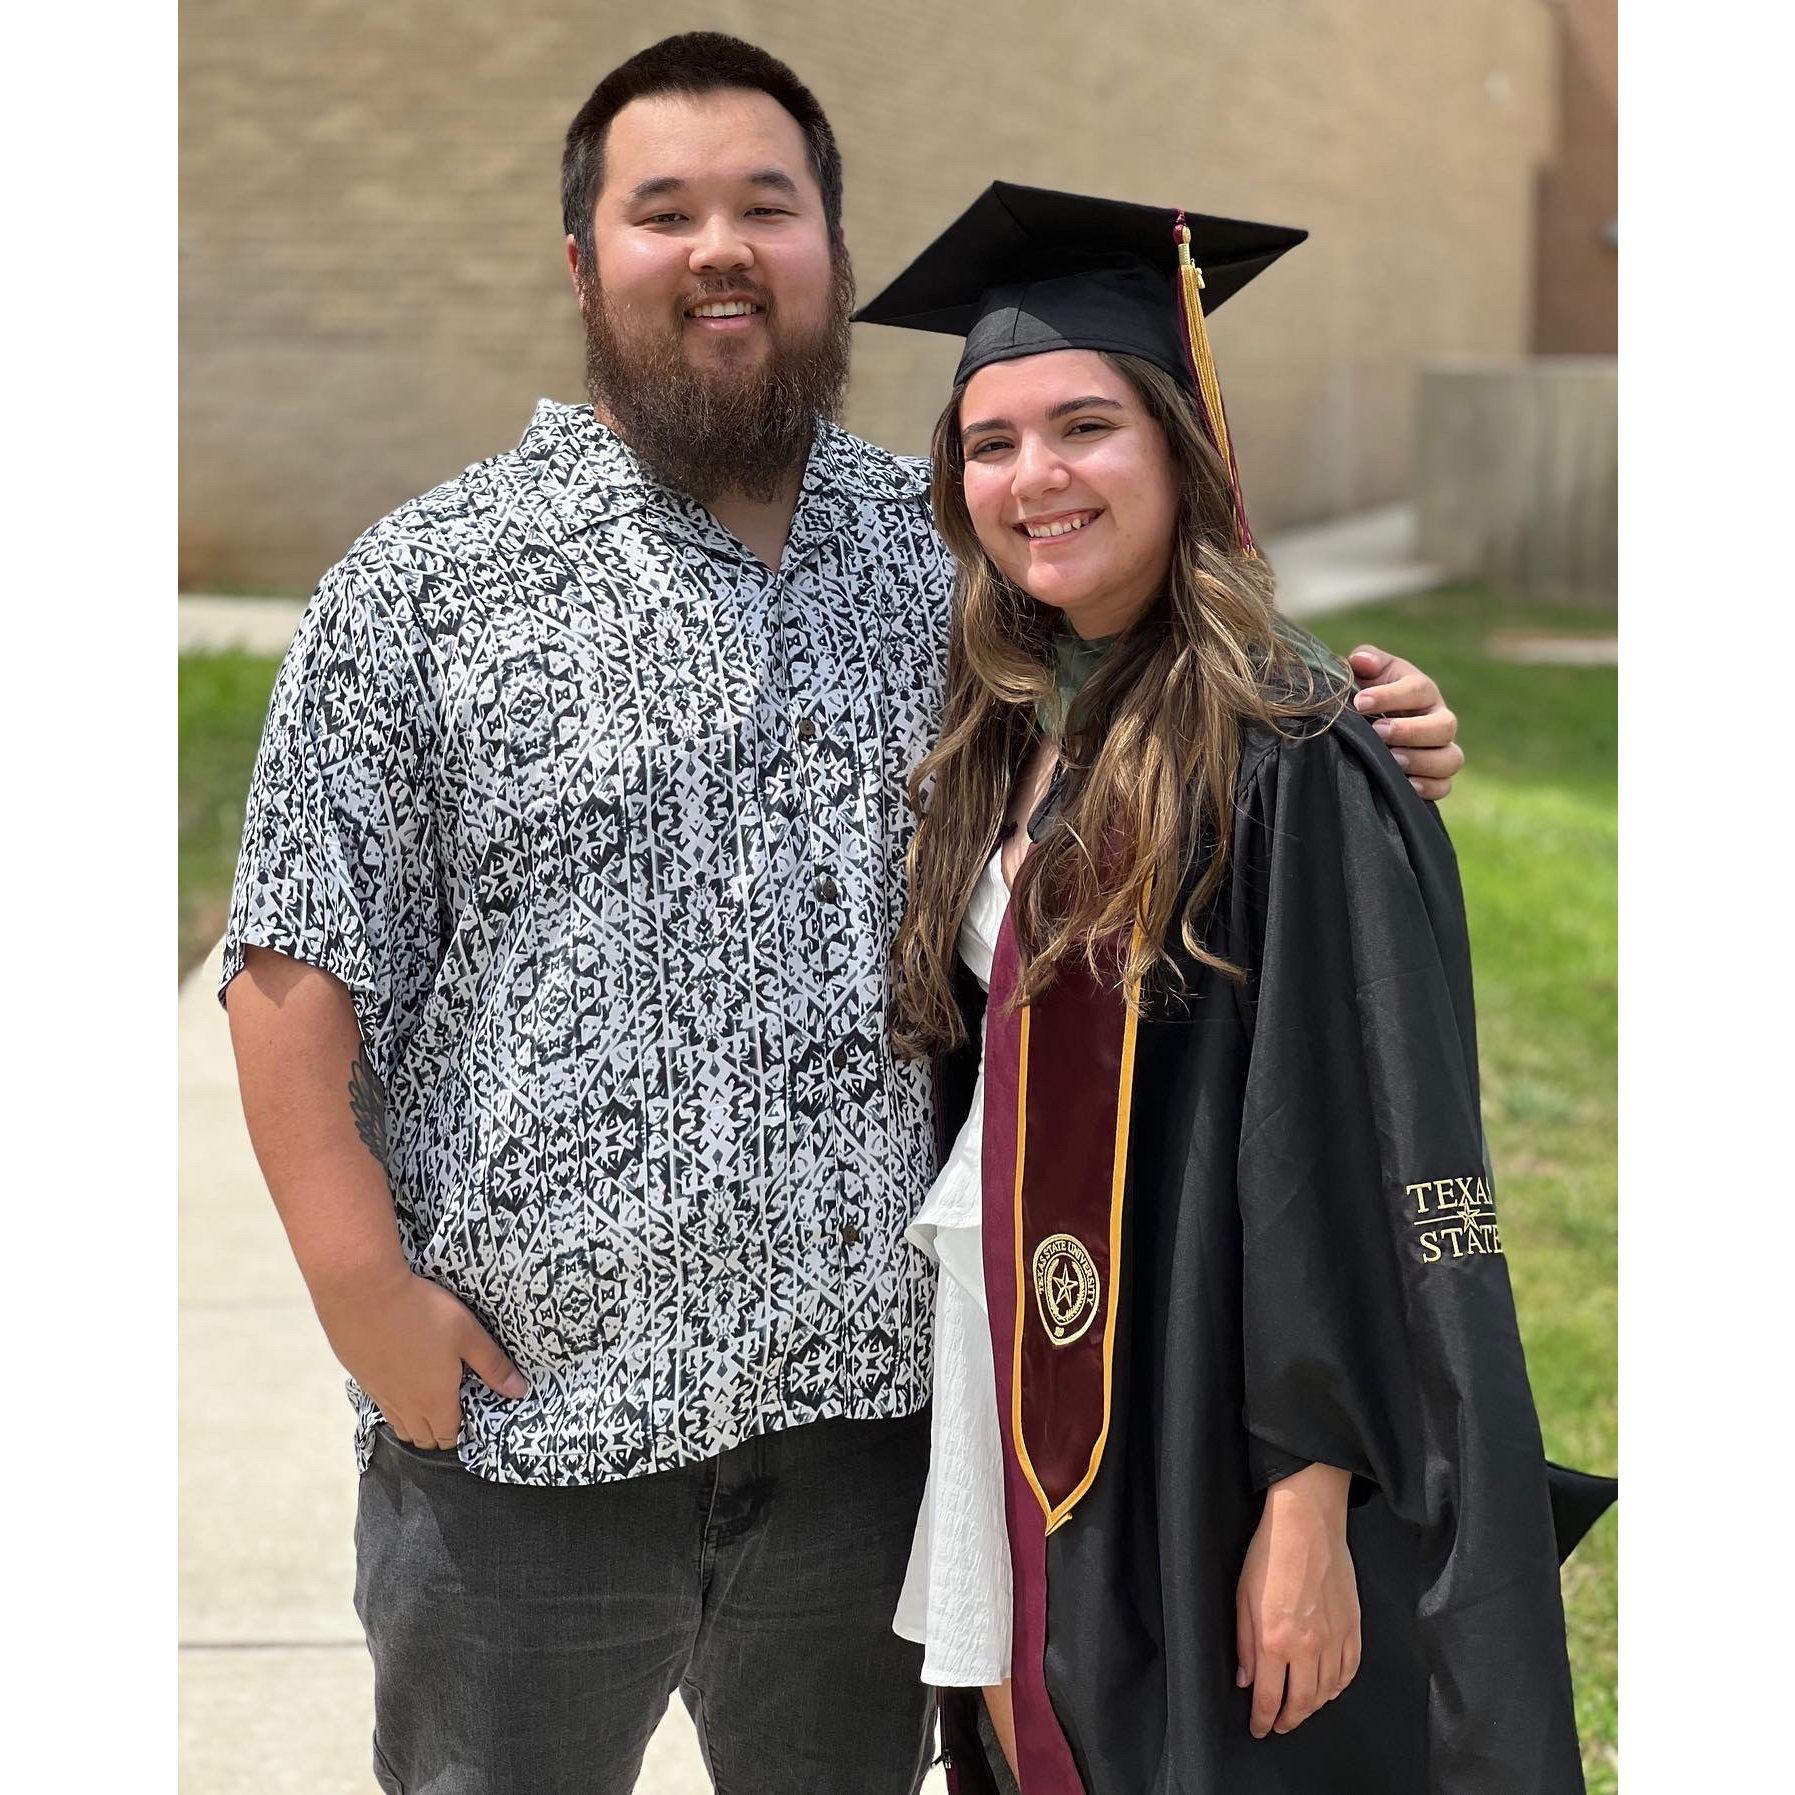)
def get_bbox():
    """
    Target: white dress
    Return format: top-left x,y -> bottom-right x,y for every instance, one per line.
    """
892,846 -> 1013,1686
